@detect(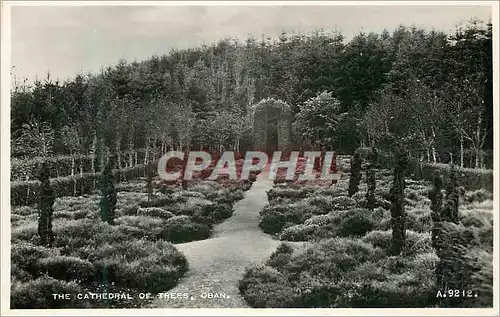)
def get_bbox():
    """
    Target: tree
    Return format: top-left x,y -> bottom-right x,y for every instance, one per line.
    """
295,91 -> 347,148
441,164 -> 460,223
37,162 -> 55,247
365,147 -> 378,211
99,157 -> 117,225
429,171 -> 444,251
390,149 -> 408,255
13,120 -> 54,158
146,161 -> 154,202
348,150 -> 362,197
